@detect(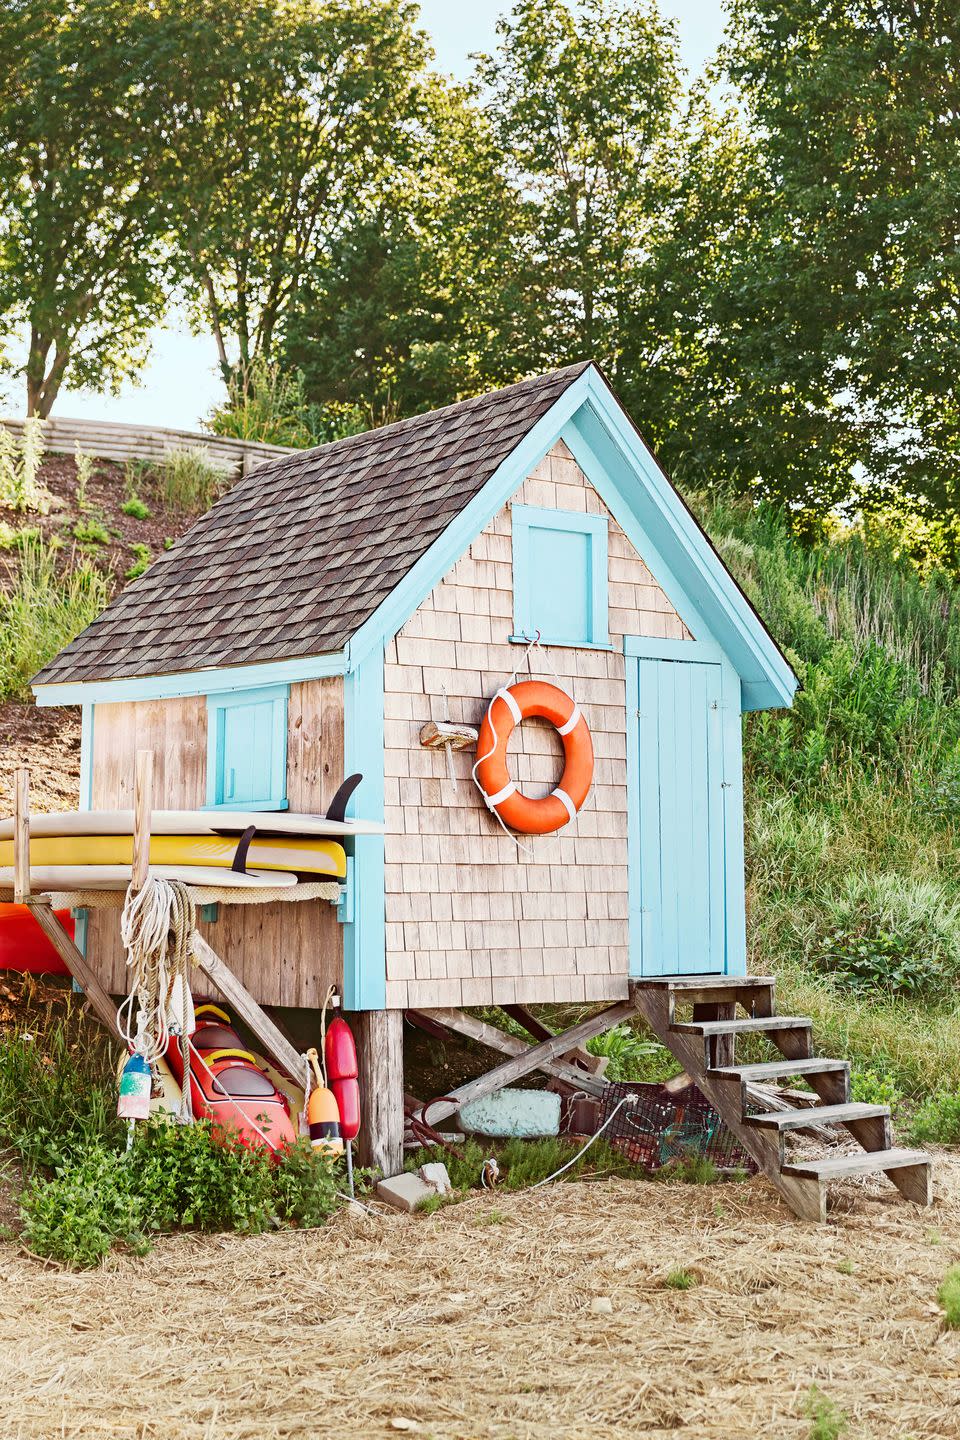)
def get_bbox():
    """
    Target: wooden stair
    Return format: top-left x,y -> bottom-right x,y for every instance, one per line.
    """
630,976 -> 933,1223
